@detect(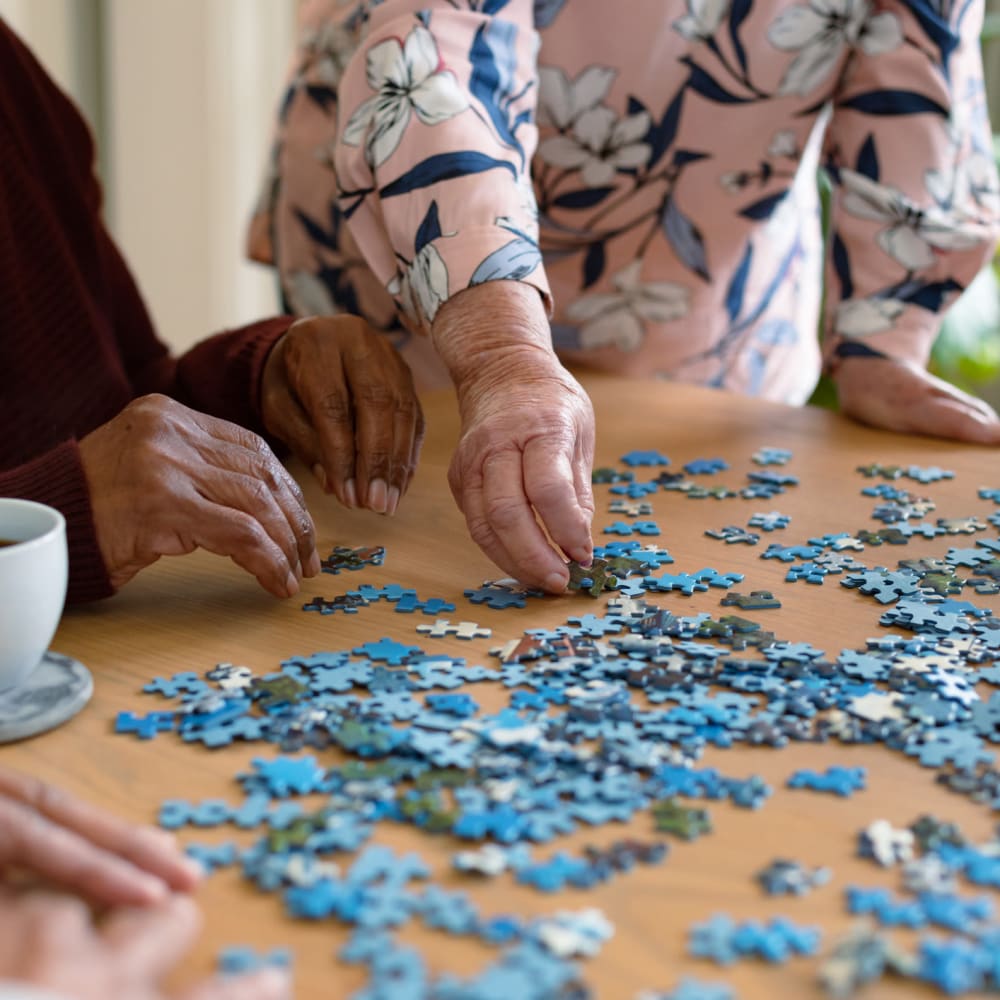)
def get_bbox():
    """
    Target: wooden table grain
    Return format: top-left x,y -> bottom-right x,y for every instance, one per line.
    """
5,376 -> 999,1000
